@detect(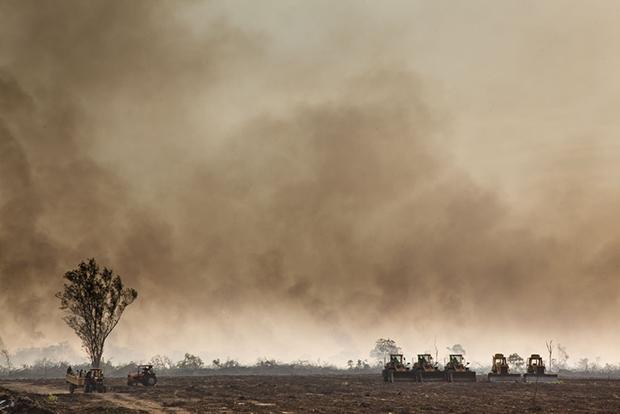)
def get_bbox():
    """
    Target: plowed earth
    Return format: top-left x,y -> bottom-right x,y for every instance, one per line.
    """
1,375 -> 619,413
